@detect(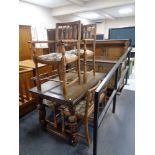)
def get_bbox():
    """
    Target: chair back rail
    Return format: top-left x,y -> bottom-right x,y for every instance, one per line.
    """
81,23 -> 97,83
56,20 -> 81,41
55,21 -> 81,52
82,24 -> 96,40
